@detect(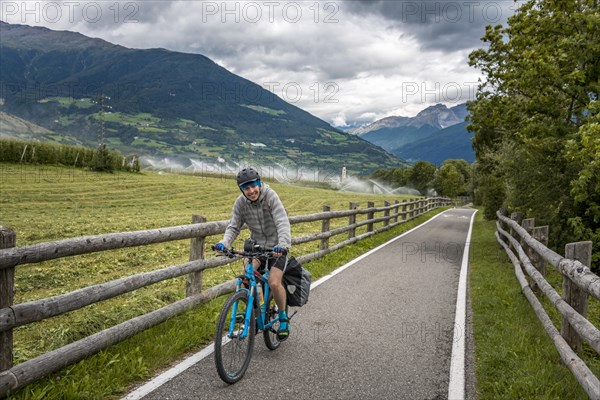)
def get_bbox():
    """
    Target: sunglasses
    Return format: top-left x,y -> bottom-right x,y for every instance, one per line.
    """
240,179 -> 261,190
